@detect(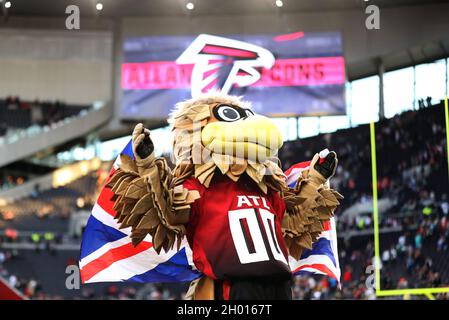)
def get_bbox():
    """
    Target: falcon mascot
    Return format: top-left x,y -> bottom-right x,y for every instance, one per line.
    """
107,92 -> 343,300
